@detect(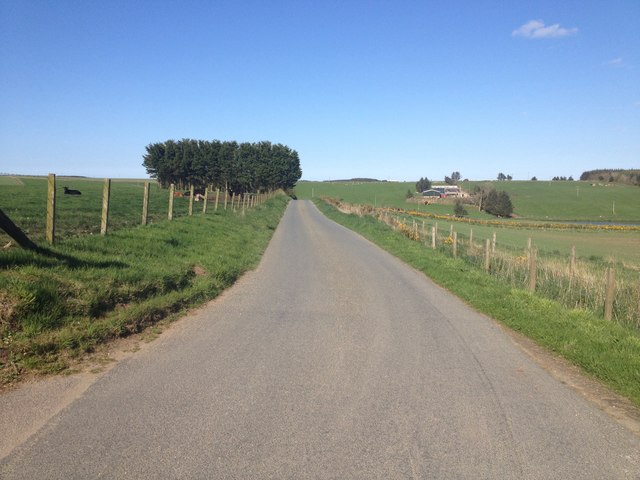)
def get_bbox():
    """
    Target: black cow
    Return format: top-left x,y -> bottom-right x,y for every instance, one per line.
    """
63,187 -> 81,195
